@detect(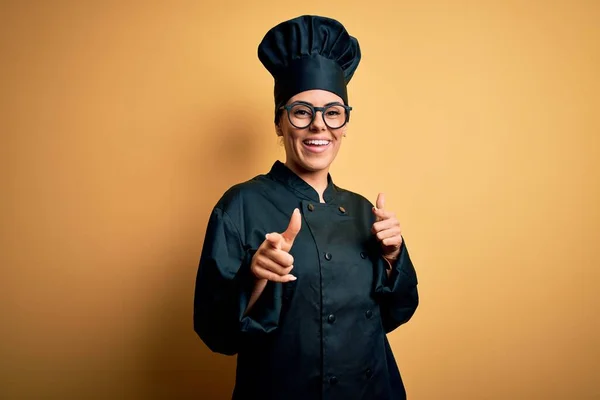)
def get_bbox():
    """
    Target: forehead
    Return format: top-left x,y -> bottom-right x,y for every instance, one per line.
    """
288,89 -> 344,106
